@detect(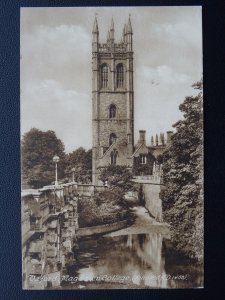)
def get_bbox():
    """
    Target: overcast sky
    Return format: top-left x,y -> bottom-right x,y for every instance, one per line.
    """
20,6 -> 202,153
